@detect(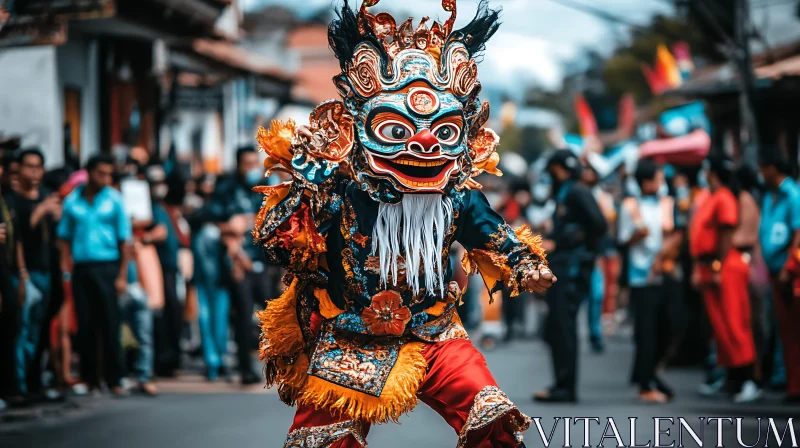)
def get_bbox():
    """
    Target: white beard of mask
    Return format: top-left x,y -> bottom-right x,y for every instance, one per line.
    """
371,194 -> 453,297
